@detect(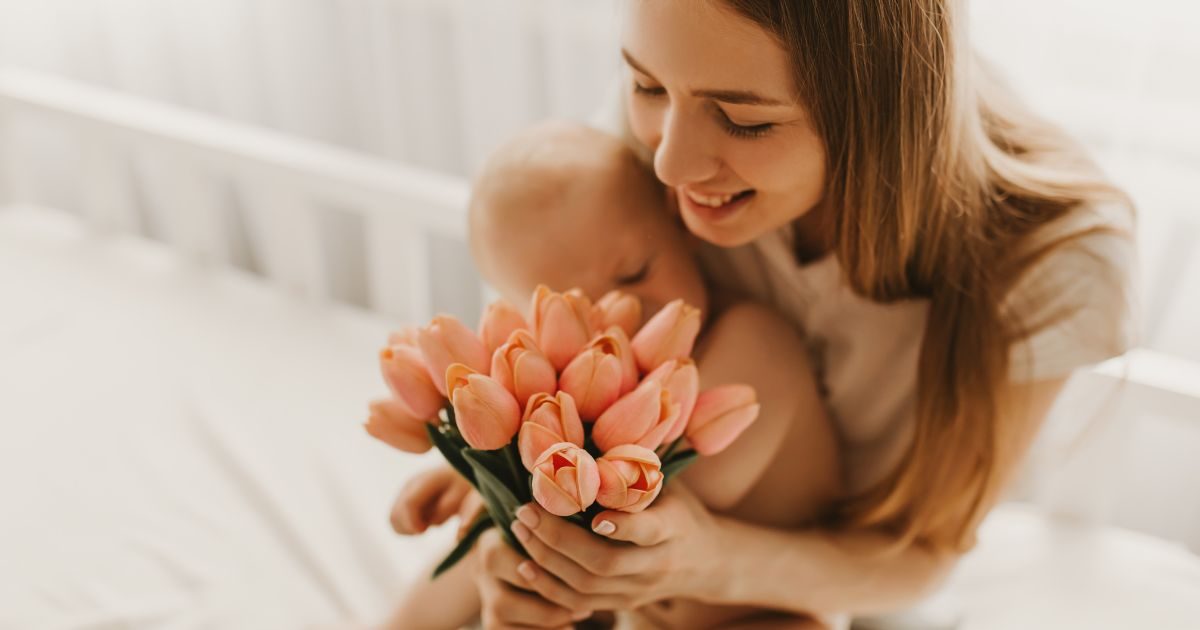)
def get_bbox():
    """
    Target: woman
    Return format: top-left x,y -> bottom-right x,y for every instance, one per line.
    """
431,0 -> 1135,627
